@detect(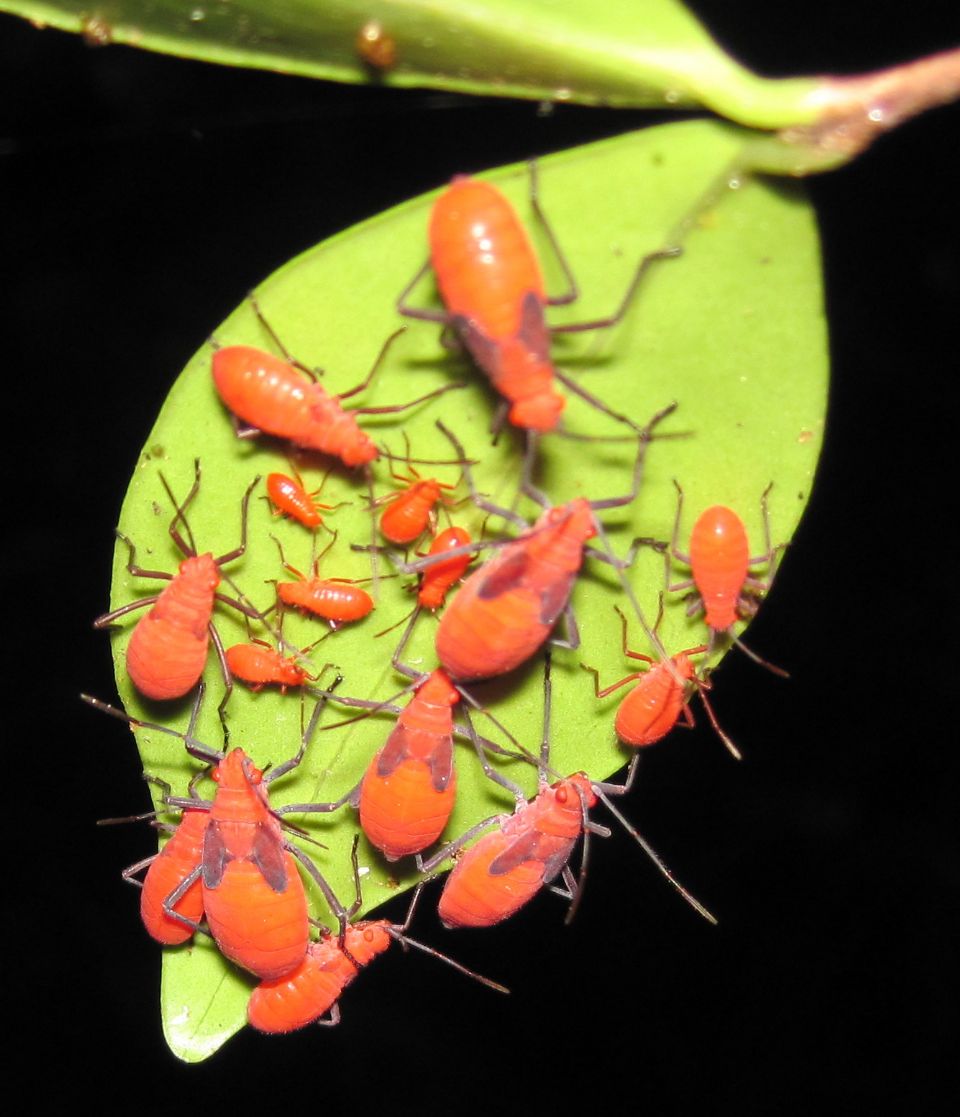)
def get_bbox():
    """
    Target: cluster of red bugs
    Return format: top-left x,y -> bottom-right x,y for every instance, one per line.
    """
89,163 -> 788,1041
